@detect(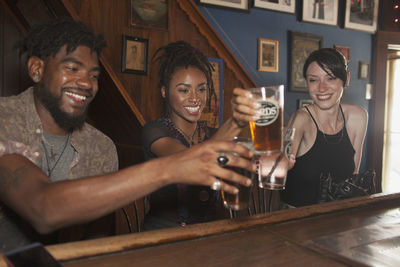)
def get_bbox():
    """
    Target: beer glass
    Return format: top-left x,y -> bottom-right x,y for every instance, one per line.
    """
248,85 -> 284,154
258,127 -> 295,190
221,137 -> 255,210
